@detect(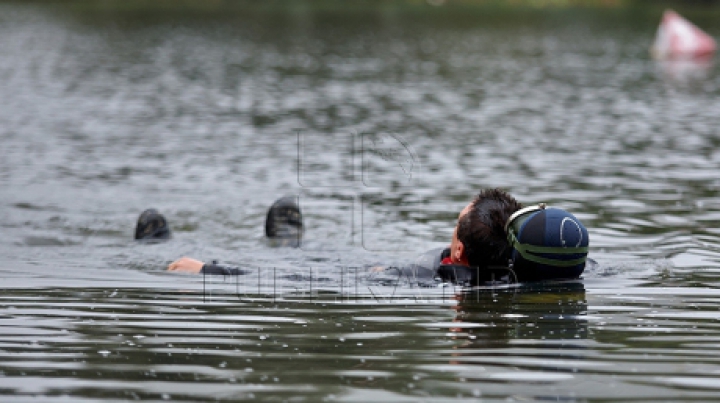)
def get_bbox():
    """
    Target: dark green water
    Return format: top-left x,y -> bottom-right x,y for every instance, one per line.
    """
1,1 -> 720,401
